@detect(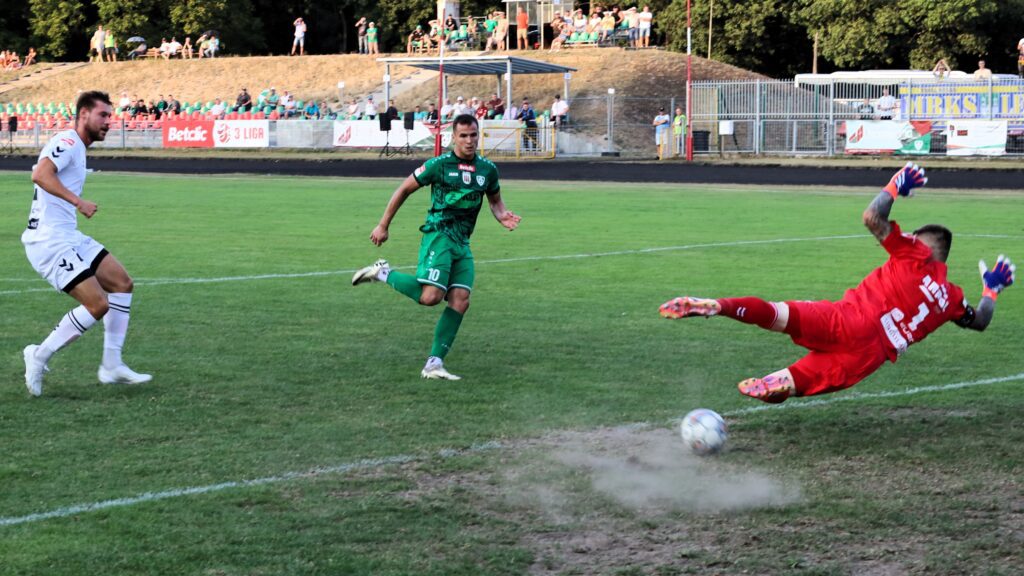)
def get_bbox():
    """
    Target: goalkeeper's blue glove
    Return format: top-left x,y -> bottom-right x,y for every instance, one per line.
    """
883,162 -> 928,198
978,255 -> 1015,300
